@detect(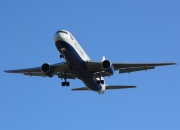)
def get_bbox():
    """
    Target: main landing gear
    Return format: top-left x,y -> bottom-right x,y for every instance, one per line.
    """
61,77 -> 70,87
61,81 -> 70,86
96,73 -> 104,85
59,72 -> 70,87
97,80 -> 104,85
